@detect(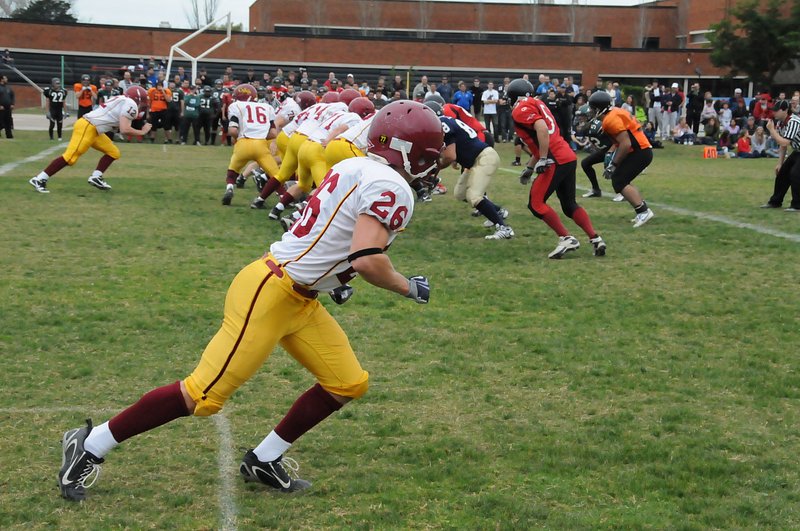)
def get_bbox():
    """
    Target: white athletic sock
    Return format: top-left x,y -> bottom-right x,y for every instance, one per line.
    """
253,430 -> 291,462
91,170 -> 103,179
275,202 -> 285,212
226,183 -> 234,191
83,421 -> 118,458
37,171 -> 49,181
